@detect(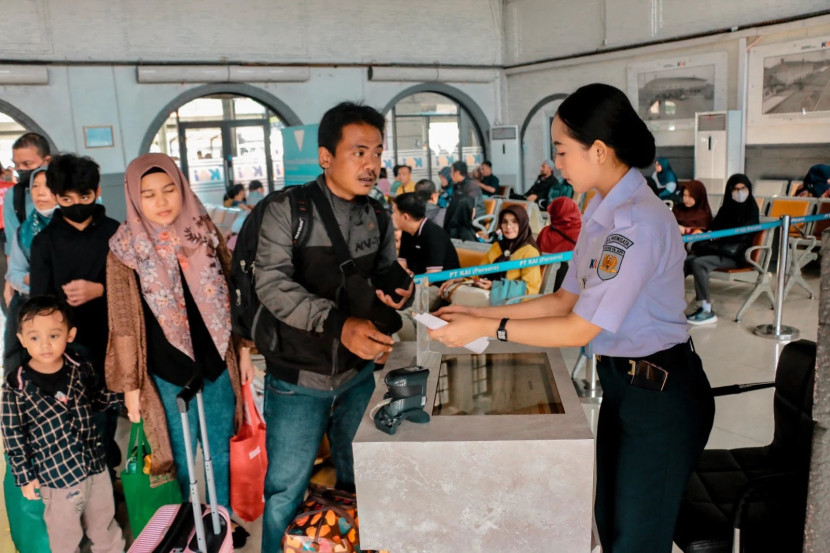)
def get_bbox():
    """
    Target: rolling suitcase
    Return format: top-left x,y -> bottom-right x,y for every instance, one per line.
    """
128,378 -> 233,553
